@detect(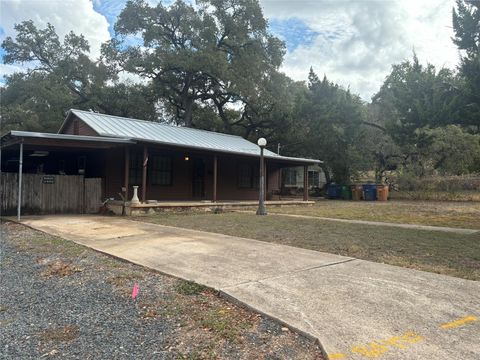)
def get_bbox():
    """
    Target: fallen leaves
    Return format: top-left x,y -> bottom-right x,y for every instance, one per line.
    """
41,261 -> 83,278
